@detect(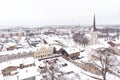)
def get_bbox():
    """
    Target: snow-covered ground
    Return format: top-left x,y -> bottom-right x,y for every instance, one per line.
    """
41,57 -> 101,80
74,38 -> 120,80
